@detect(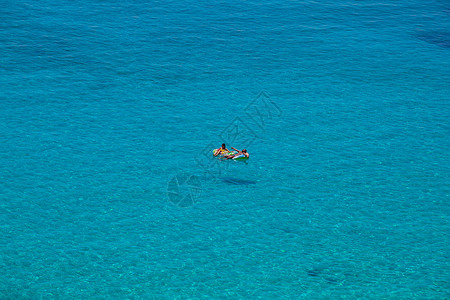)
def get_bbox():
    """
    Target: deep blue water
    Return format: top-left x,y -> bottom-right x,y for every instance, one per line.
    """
1,0 -> 449,298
